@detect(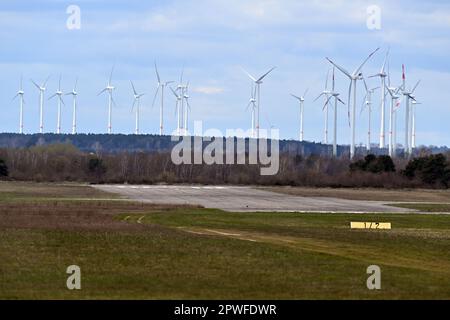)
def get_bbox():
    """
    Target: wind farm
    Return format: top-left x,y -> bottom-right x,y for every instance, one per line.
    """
1,0 -> 450,305
3,47 -> 432,160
